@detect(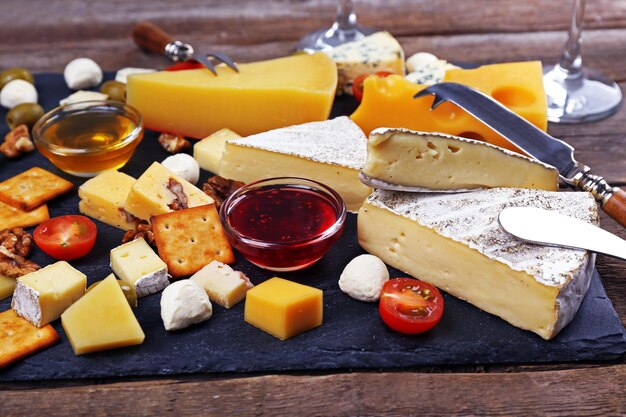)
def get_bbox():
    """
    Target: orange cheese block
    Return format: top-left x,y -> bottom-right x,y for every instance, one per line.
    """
126,53 -> 338,139
350,61 -> 547,153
